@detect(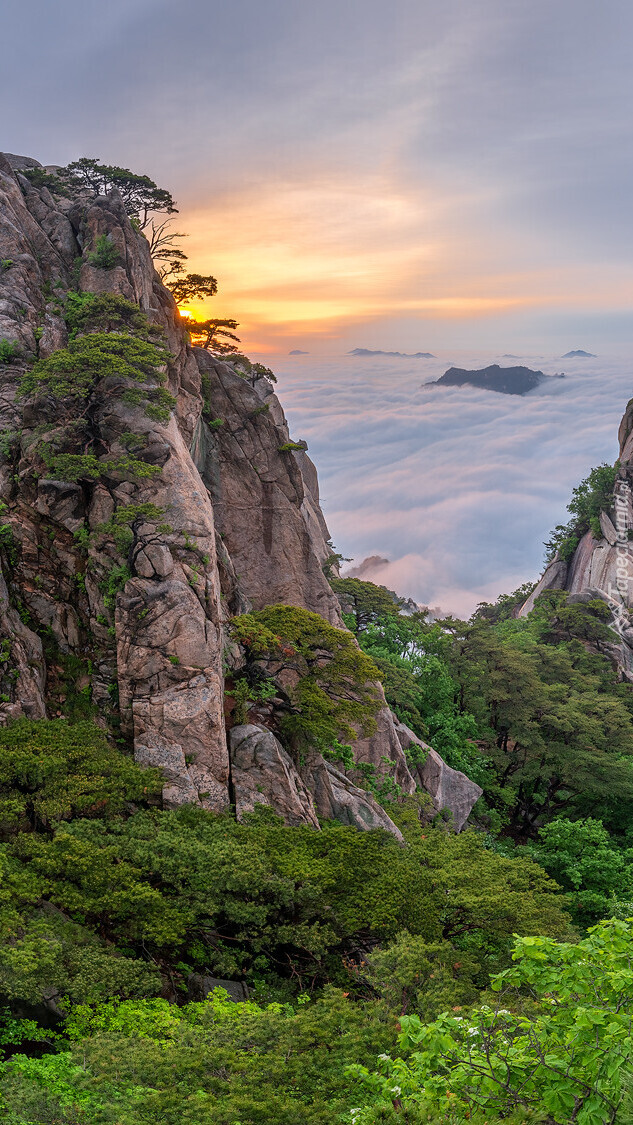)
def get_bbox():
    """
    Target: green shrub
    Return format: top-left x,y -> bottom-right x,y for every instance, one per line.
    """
64,292 -> 161,339
19,332 -> 171,402
230,605 -> 383,755
544,462 -> 618,561
20,167 -> 70,196
0,718 -> 160,837
351,919 -> 633,1124
41,450 -> 162,483
11,809 -> 569,990
86,234 -> 120,269
0,989 -> 394,1125
0,339 -> 18,364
